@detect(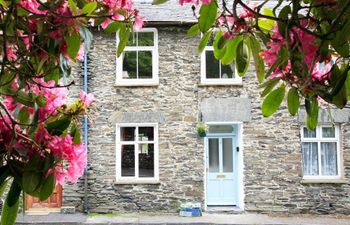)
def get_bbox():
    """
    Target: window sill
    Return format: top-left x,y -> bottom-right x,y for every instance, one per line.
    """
301,179 -> 348,184
198,82 -> 243,87
114,82 -> 159,87
115,179 -> 160,185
